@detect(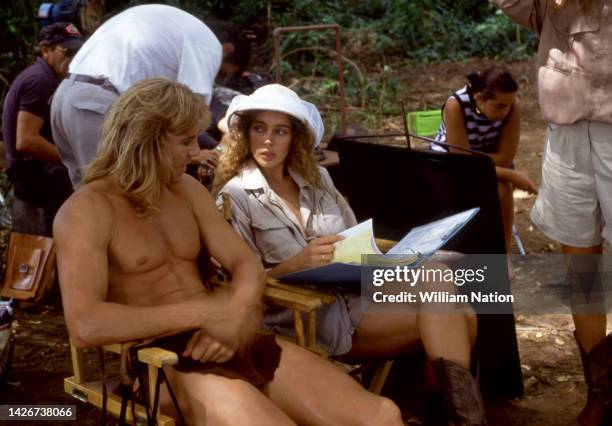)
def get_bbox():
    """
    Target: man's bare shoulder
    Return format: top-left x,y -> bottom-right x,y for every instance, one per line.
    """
171,174 -> 217,209
53,178 -> 117,243
177,173 -> 210,197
